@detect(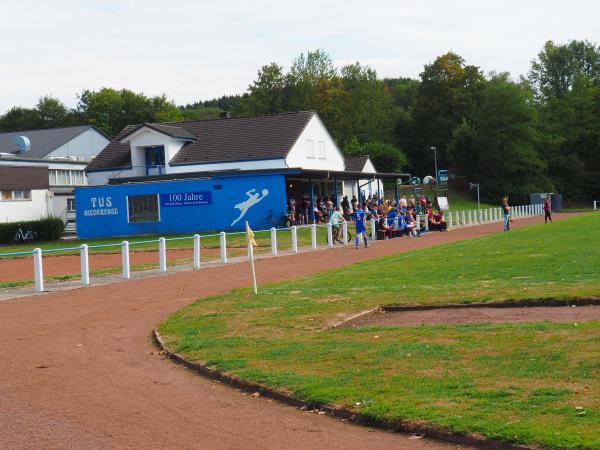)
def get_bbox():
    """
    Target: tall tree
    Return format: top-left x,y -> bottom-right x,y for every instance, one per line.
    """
407,52 -> 485,176
77,88 -> 182,136
528,40 -> 600,100
448,74 -> 550,202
